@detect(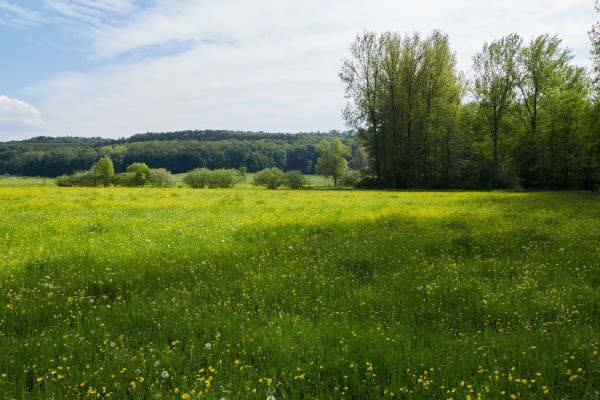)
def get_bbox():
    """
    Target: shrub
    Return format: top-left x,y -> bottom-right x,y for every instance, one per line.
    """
148,168 -> 175,188
71,169 -> 102,187
184,168 -> 211,188
55,174 -> 73,187
284,170 -> 308,189
207,169 -> 238,188
253,167 -> 285,189
113,172 -> 139,187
